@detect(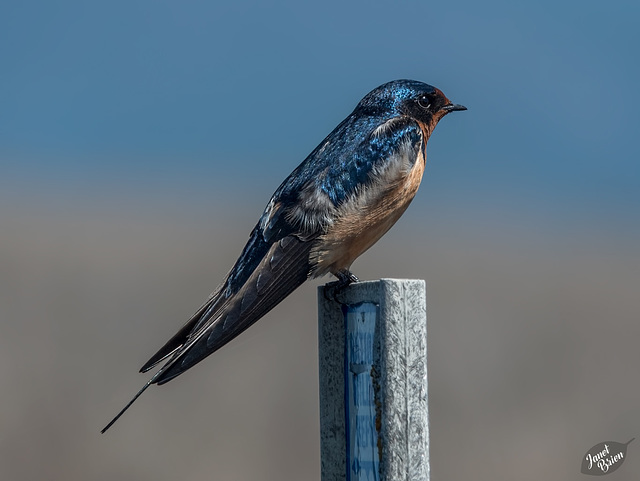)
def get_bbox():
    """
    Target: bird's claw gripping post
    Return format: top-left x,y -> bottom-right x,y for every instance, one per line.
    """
323,270 -> 360,303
